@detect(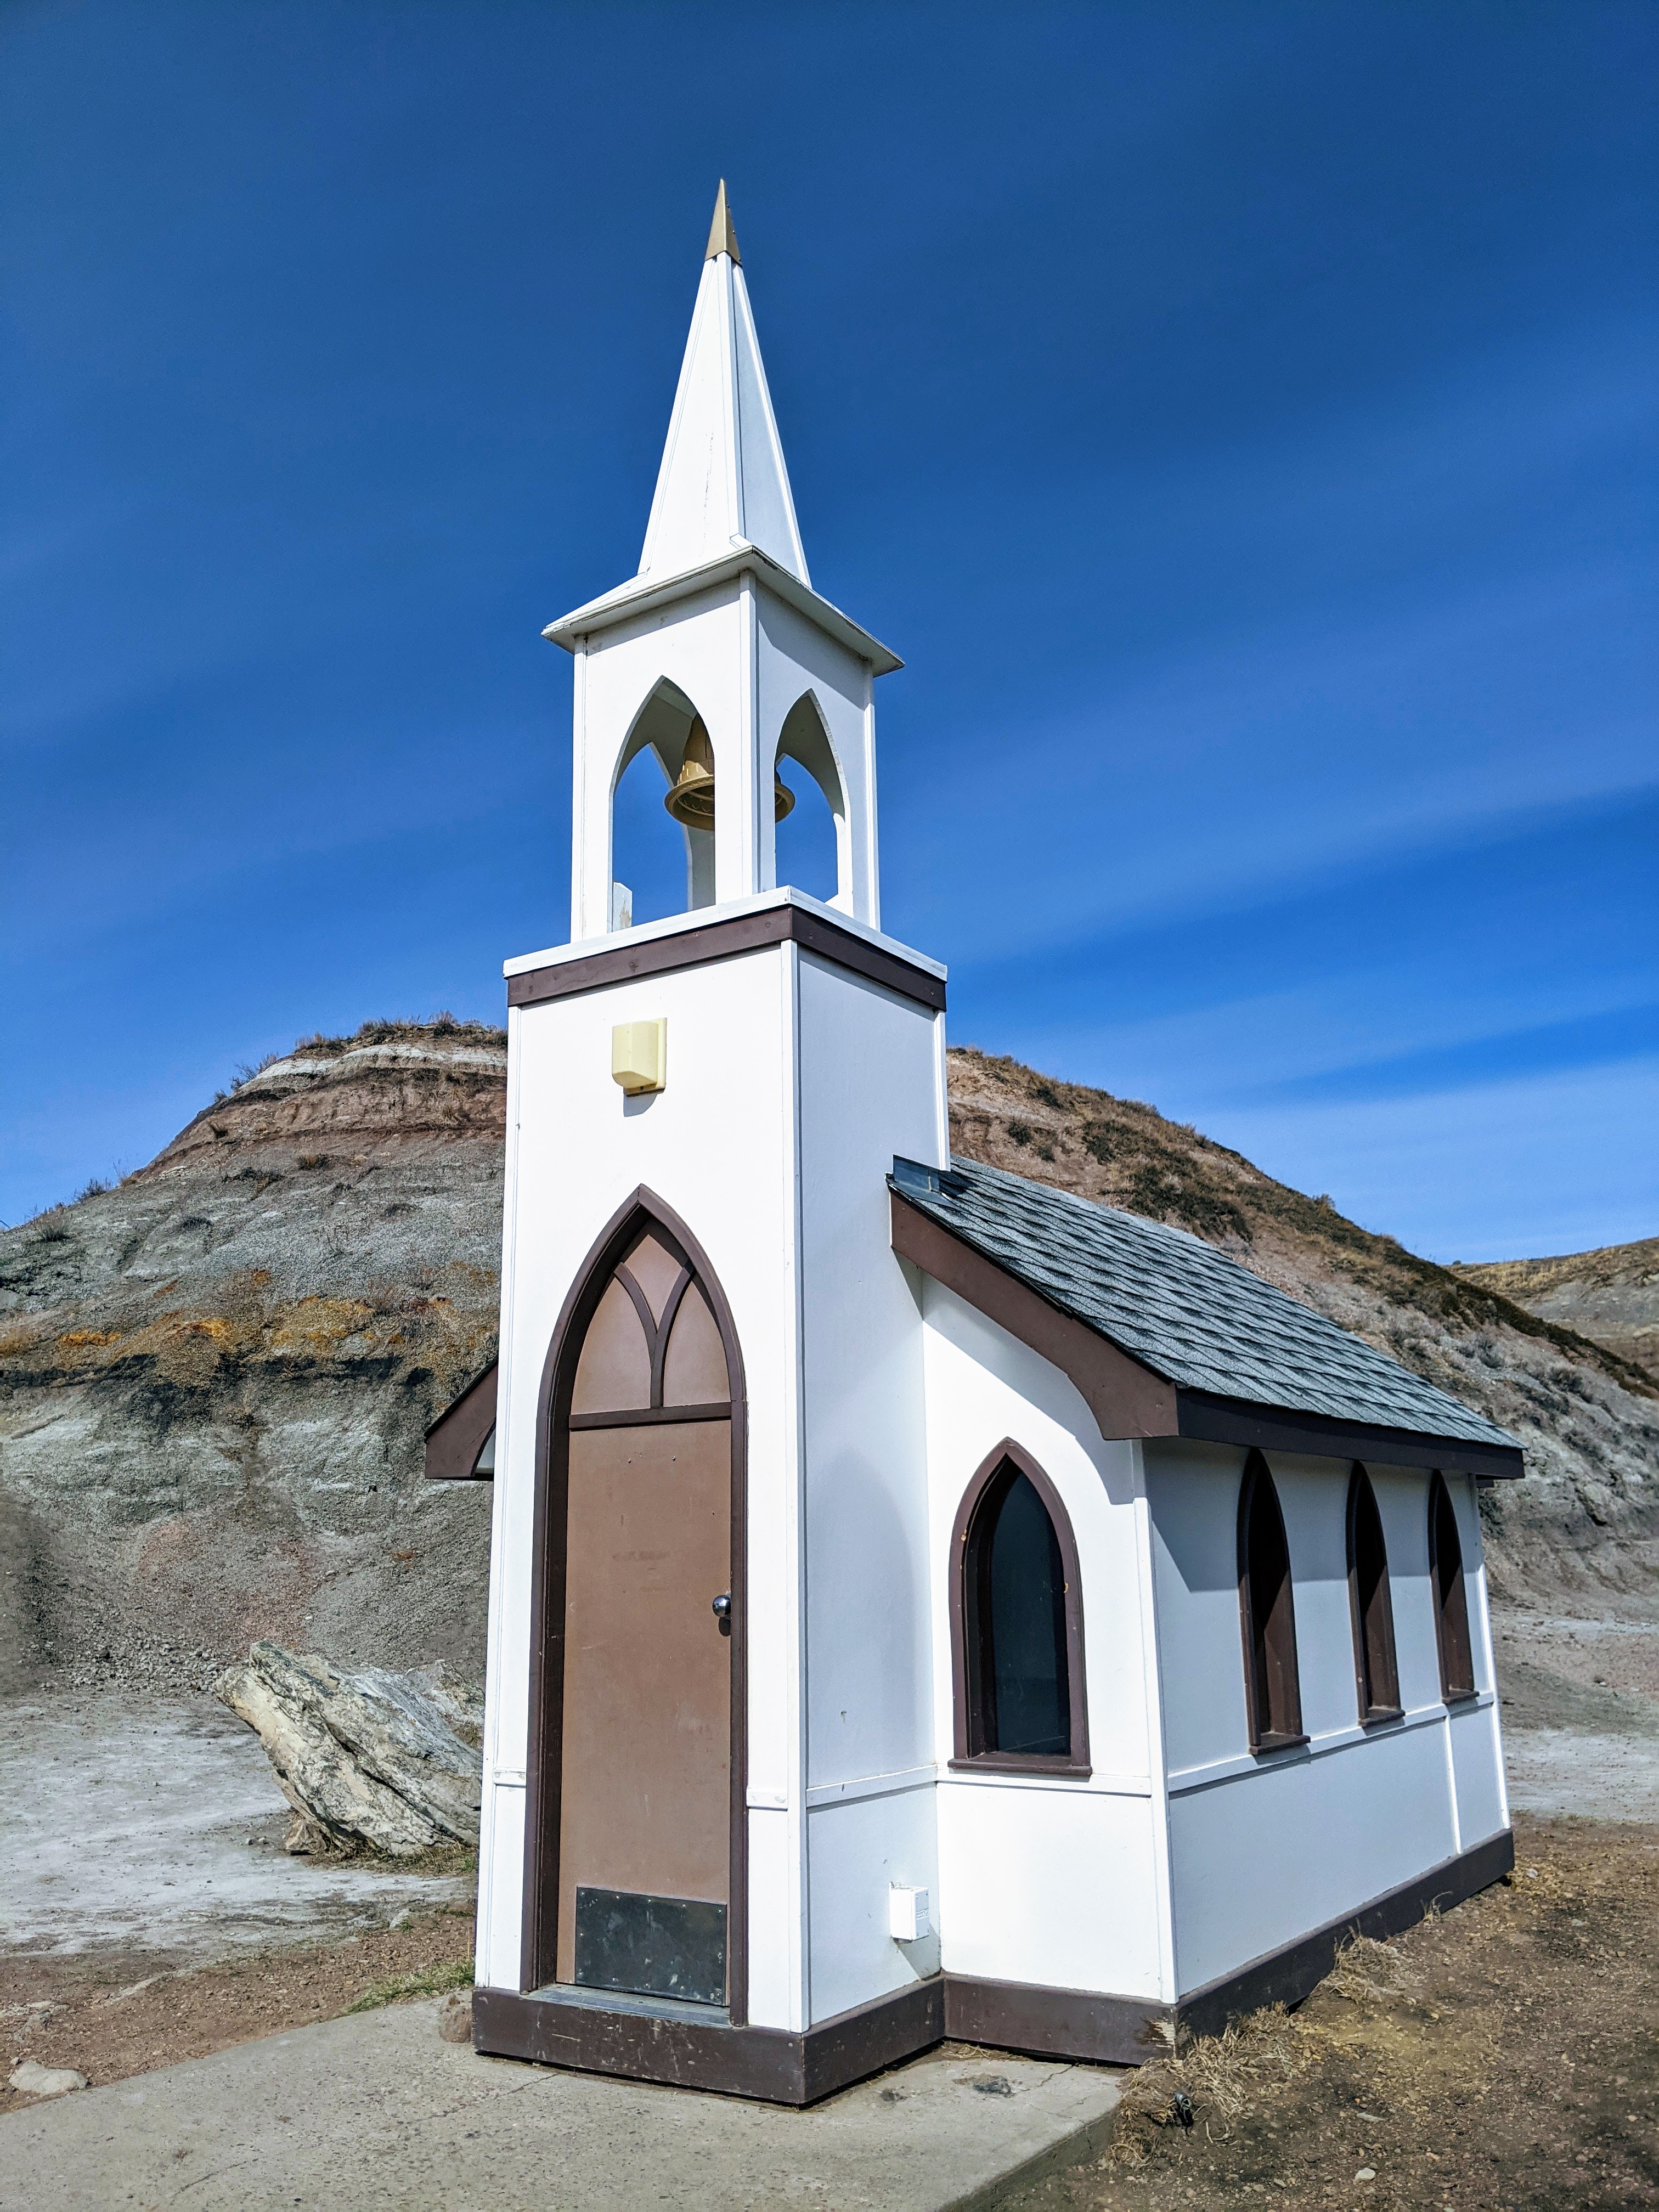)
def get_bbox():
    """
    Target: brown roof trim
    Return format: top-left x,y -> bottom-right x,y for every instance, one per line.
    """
508,905 -> 945,1014
890,1192 -> 1178,1440
893,1194 -> 1526,1477
1175,1390 -> 1523,1480
424,1361 -> 498,1481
